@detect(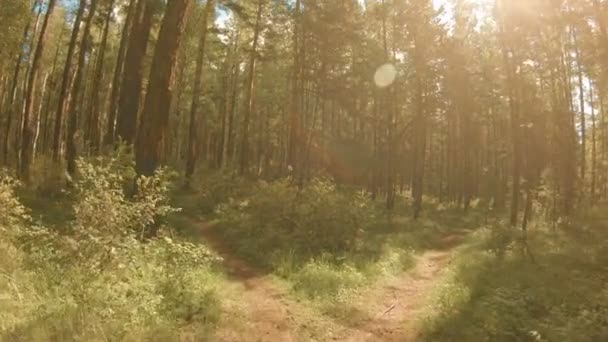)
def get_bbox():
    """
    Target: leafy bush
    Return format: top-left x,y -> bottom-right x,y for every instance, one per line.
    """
195,172 -> 256,215
423,222 -> 608,342
292,258 -> 366,300
0,171 -> 29,228
0,158 -> 223,341
215,178 -> 375,267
